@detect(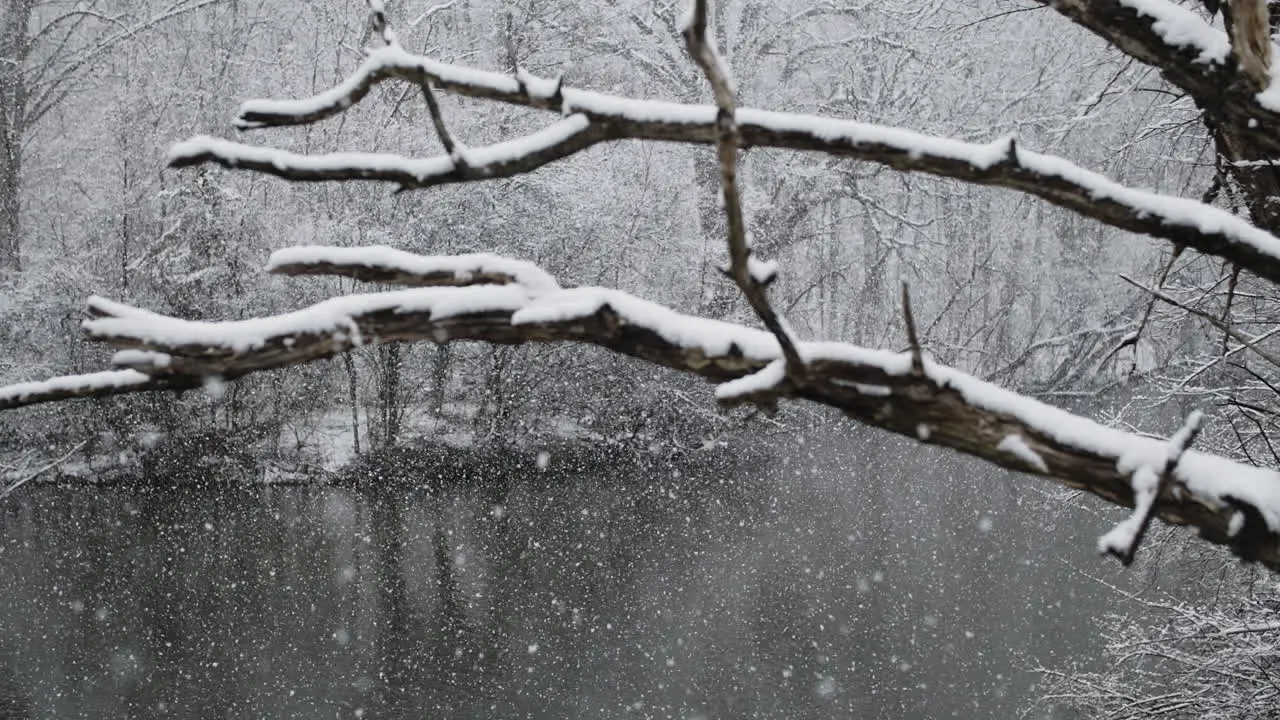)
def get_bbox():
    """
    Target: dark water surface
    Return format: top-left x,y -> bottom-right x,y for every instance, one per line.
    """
0,430 -> 1125,718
